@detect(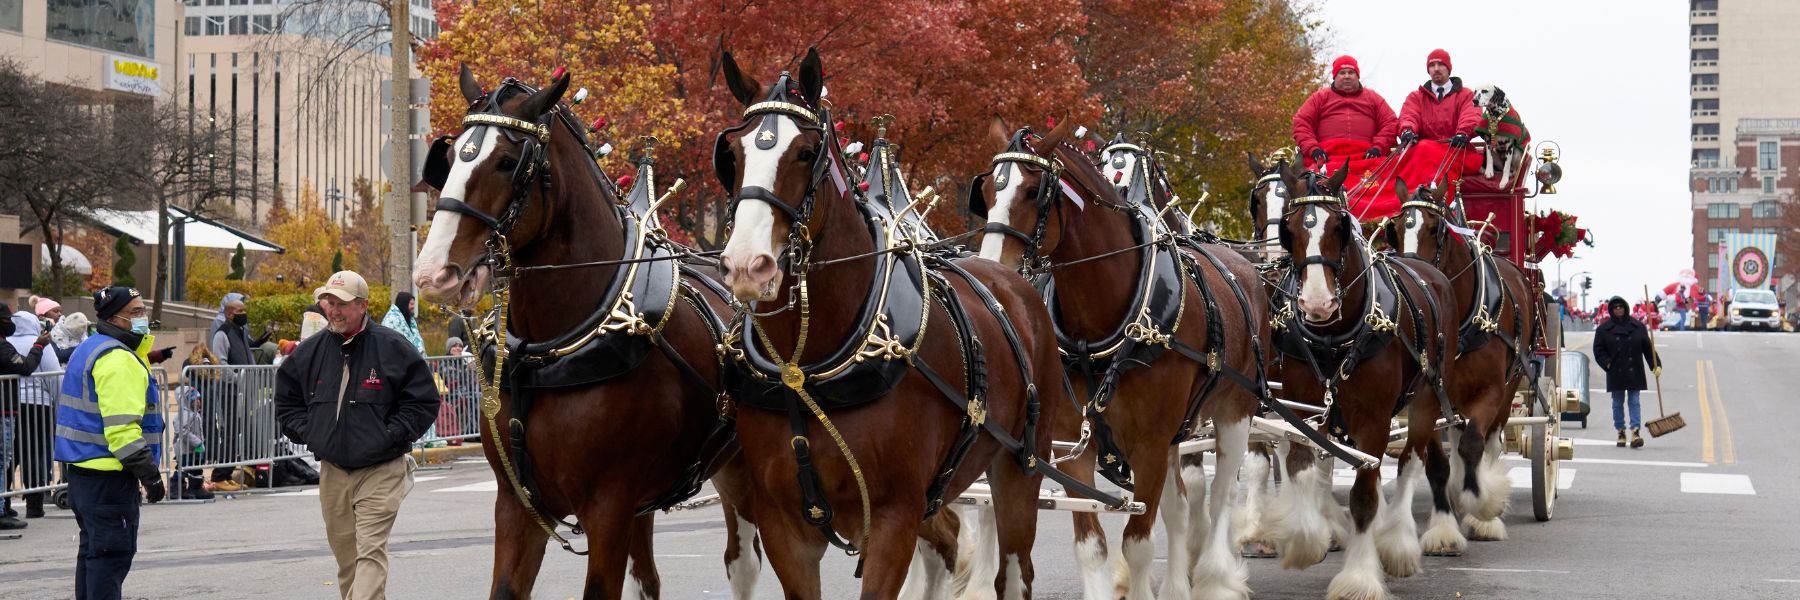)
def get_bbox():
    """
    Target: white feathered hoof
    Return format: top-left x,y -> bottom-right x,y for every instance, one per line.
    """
1469,461 -> 1513,522
1420,511 -> 1468,556
1462,514 -> 1509,541
1192,570 -> 1253,600
1375,528 -> 1422,578
1239,538 -> 1278,559
1325,565 -> 1391,600
1277,527 -> 1332,570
